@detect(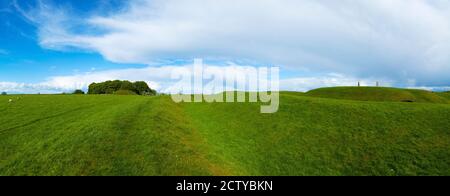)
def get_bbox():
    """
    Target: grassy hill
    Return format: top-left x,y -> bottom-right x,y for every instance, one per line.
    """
305,87 -> 449,103
438,91 -> 450,100
0,92 -> 449,176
